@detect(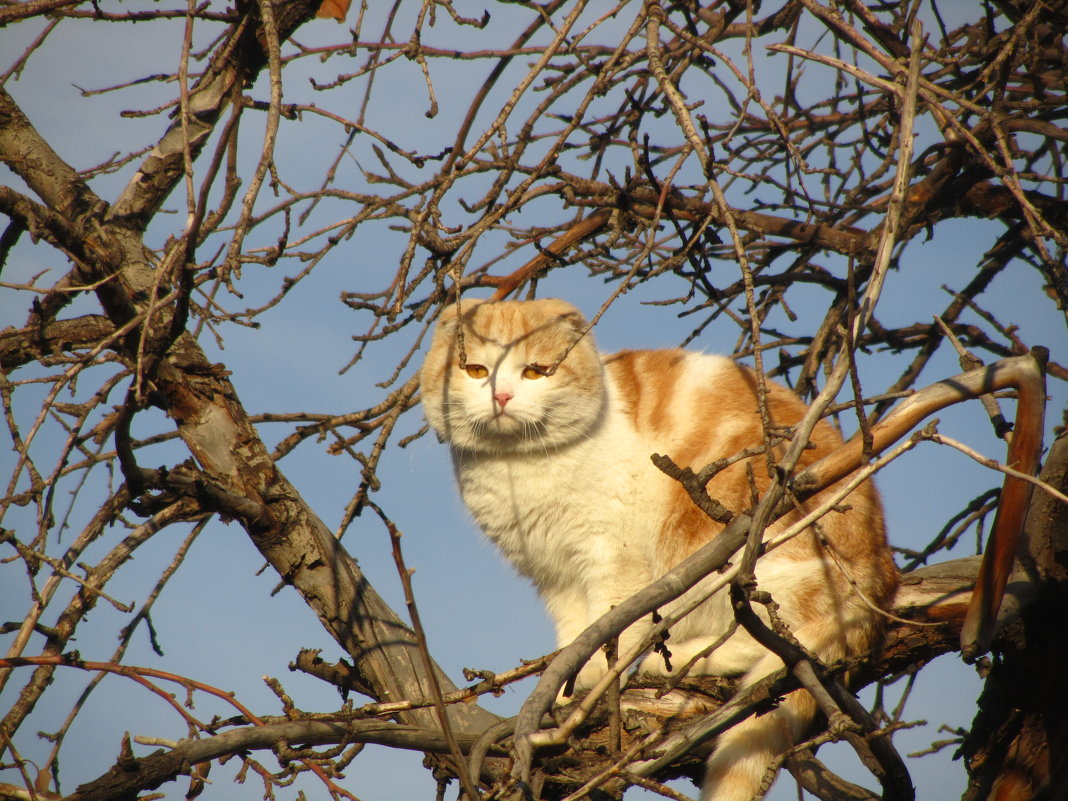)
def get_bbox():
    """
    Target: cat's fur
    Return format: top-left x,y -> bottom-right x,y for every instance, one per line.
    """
421,298 -> 897,801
